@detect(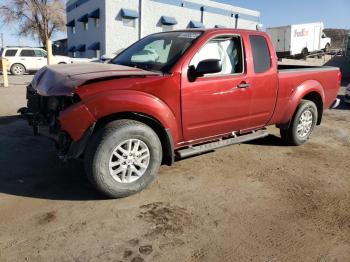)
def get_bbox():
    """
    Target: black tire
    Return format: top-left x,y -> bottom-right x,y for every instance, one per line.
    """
280,100 -> 318,146
58,62 -> 67,64
301,48 -> 308,60
10,63 -> 26,75
324,43 -> 330,52
84,119 -> 162,198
